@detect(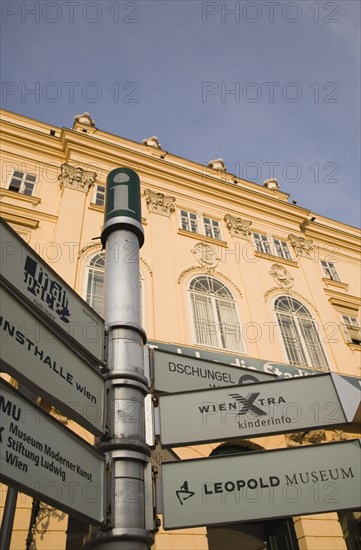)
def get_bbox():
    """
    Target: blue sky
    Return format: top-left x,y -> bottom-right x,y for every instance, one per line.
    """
1,0 -> 360,227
